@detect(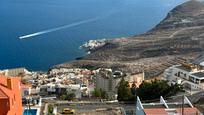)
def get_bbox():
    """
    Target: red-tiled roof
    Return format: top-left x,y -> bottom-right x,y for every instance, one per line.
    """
176,108 -> 199,114
144,108 -> 167,115
0,88 -> 8,99
0,75 -> 8,87
21,83 -> 32,89
0,75 -> 23,115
